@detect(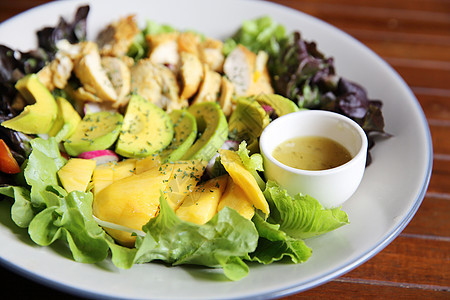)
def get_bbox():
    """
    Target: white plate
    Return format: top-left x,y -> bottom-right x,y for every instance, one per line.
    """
0,0 -> 432,299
